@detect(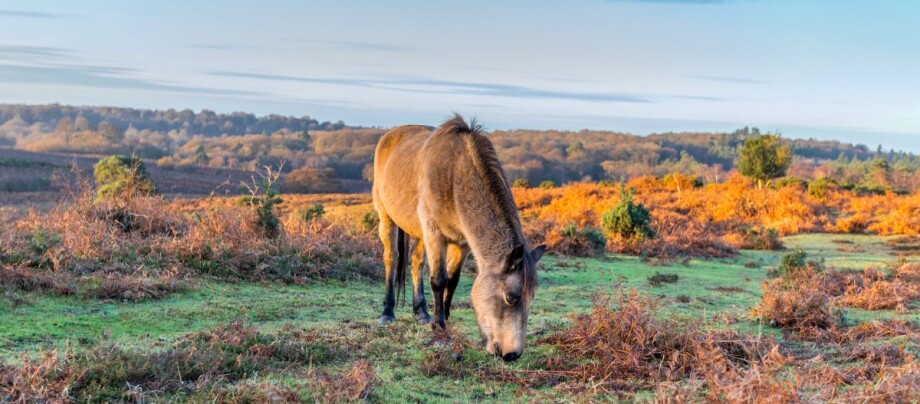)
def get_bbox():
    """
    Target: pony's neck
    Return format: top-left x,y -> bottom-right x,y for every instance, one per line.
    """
458,134 -> 524,272
460,188 -> 524,271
